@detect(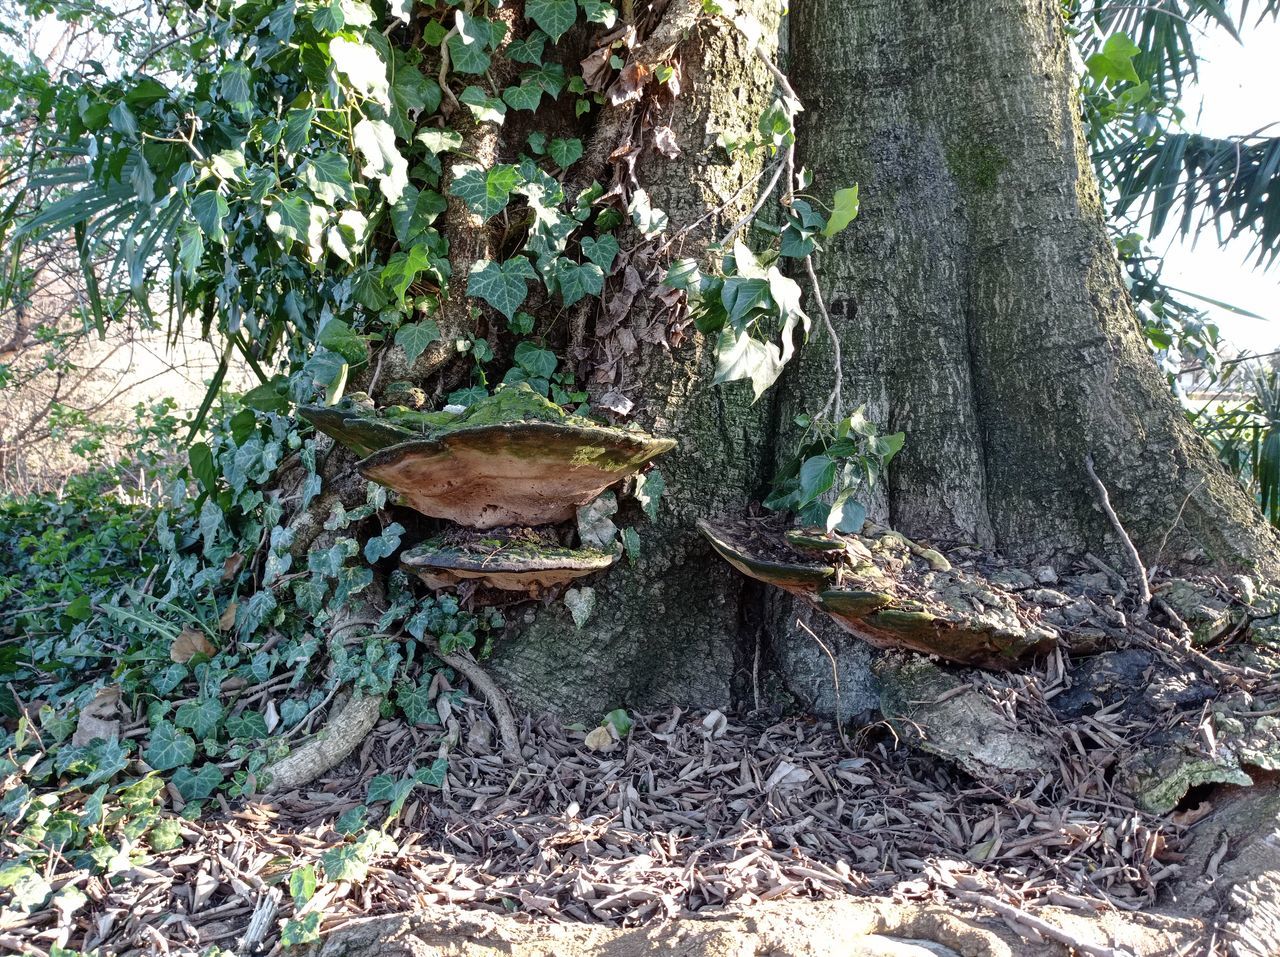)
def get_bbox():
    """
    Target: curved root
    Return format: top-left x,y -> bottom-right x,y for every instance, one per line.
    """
440,650 -> 522,761
260,692 -> 384,793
